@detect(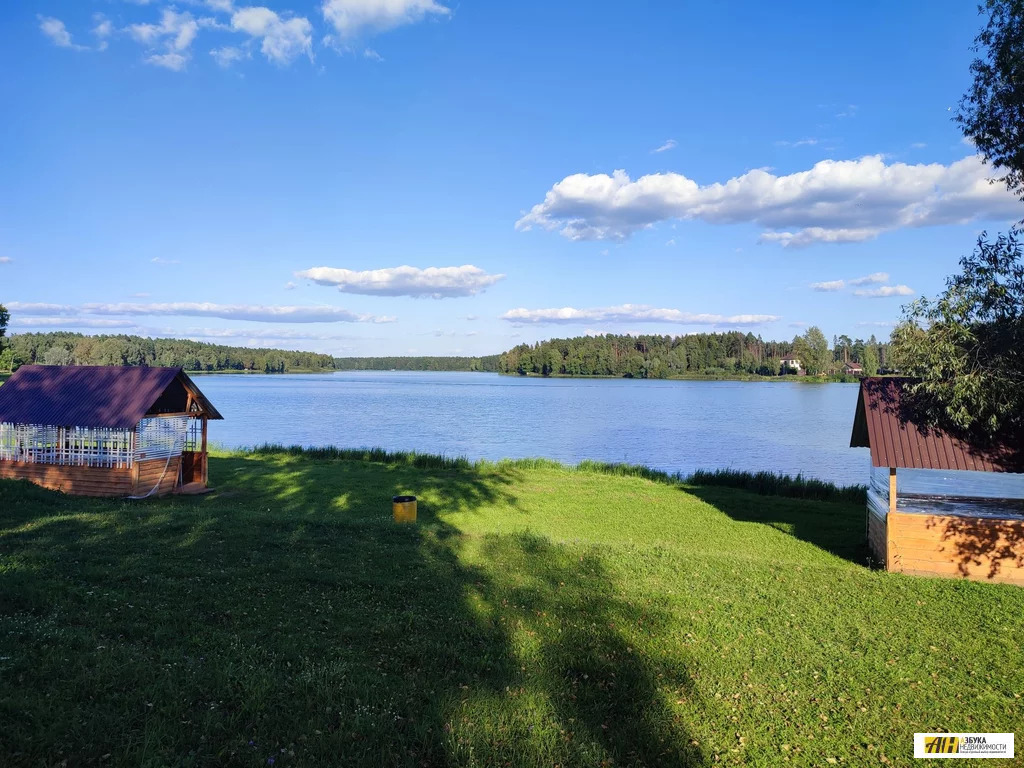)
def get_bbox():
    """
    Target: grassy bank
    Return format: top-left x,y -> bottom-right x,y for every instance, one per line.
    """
0,451 -> 1021,767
